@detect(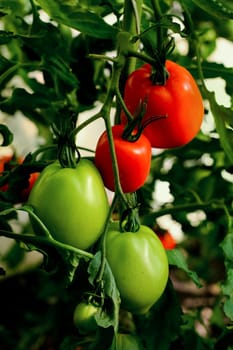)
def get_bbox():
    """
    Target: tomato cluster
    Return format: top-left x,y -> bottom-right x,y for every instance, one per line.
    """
25,60 -> 202,329
94,60 -> 204,194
